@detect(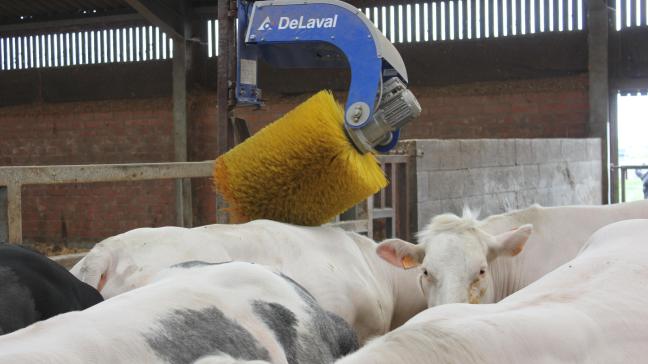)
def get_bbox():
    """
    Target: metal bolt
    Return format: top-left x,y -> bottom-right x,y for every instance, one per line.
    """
352,107 -> 362,121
